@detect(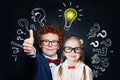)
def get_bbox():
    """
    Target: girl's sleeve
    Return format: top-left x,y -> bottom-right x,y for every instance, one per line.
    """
53,65 -> 60,80
85,65 -> 93,80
